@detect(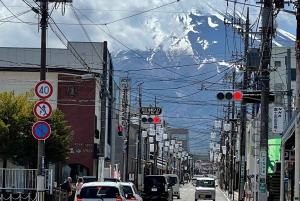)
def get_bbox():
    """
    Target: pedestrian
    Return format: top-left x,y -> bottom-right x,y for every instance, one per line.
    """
74,177 -> 84,201
244,177 -> 252,201
60,177 -> 72,193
